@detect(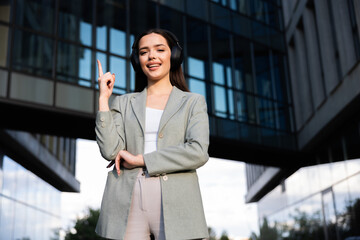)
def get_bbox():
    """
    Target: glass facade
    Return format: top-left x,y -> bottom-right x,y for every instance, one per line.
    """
256,159 -> 360,240
0,0 -> 294,149
0,155 -> 61,240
